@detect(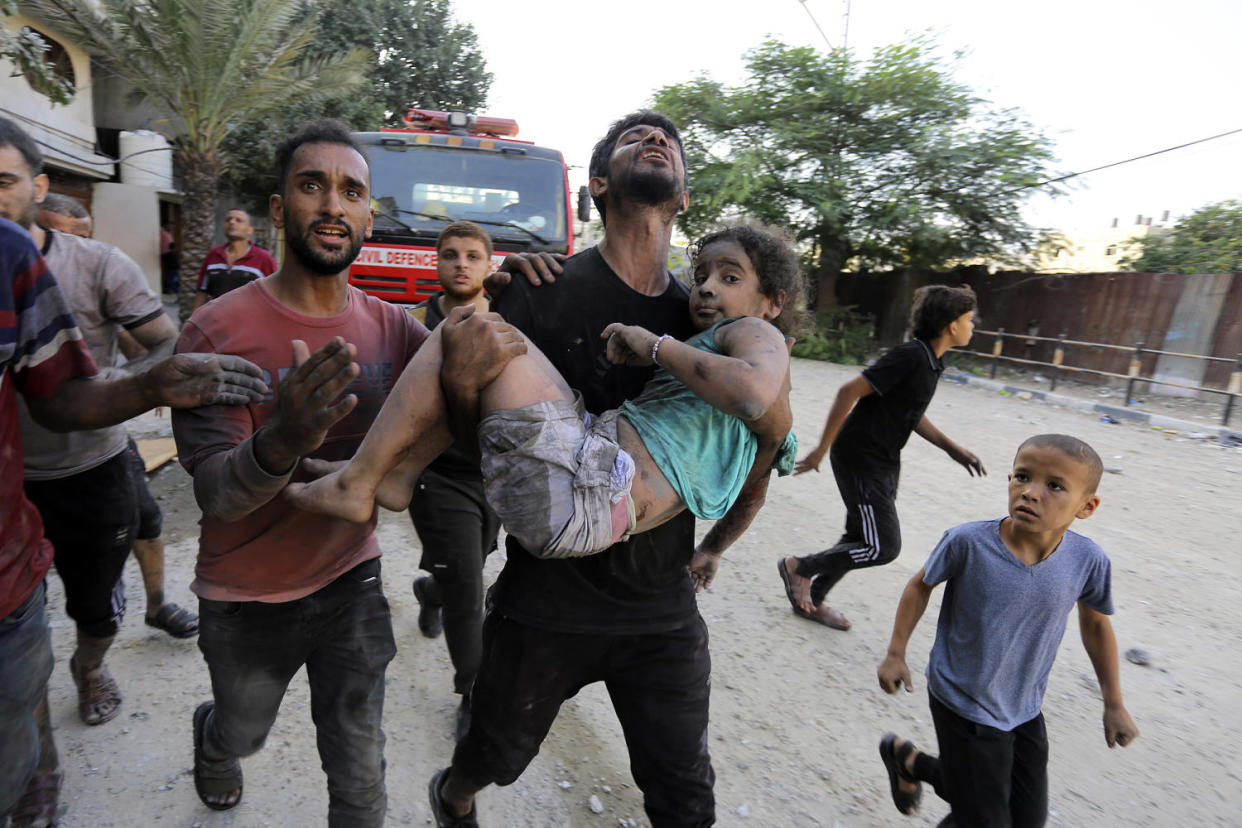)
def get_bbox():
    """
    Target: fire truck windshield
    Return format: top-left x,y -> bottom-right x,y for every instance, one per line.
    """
367,145 -> 568,251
